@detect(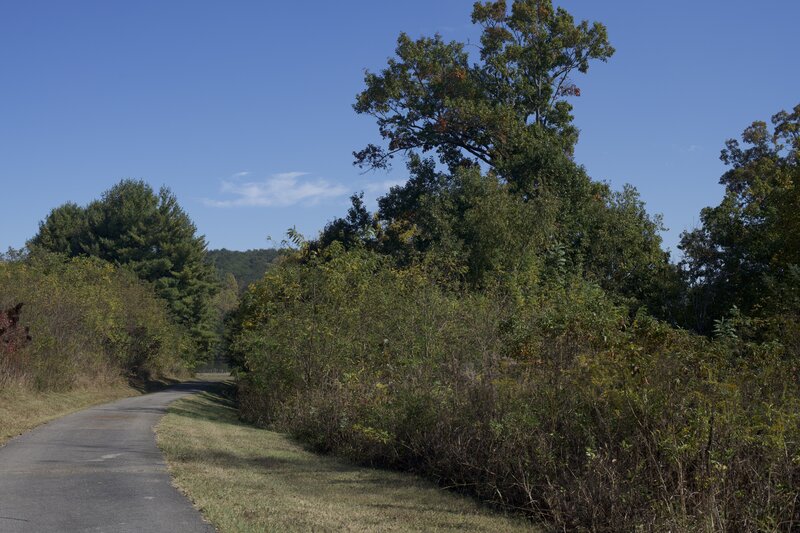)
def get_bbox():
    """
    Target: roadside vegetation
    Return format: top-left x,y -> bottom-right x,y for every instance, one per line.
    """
1,181 -> 220,442
157,386 -> 533,532
2,1 -> 797,530
0,253 -> 190,389
29,179 -> 219,358
227,1 -> 800,530
0,382 -> 144,445
0,252 -> 191,443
